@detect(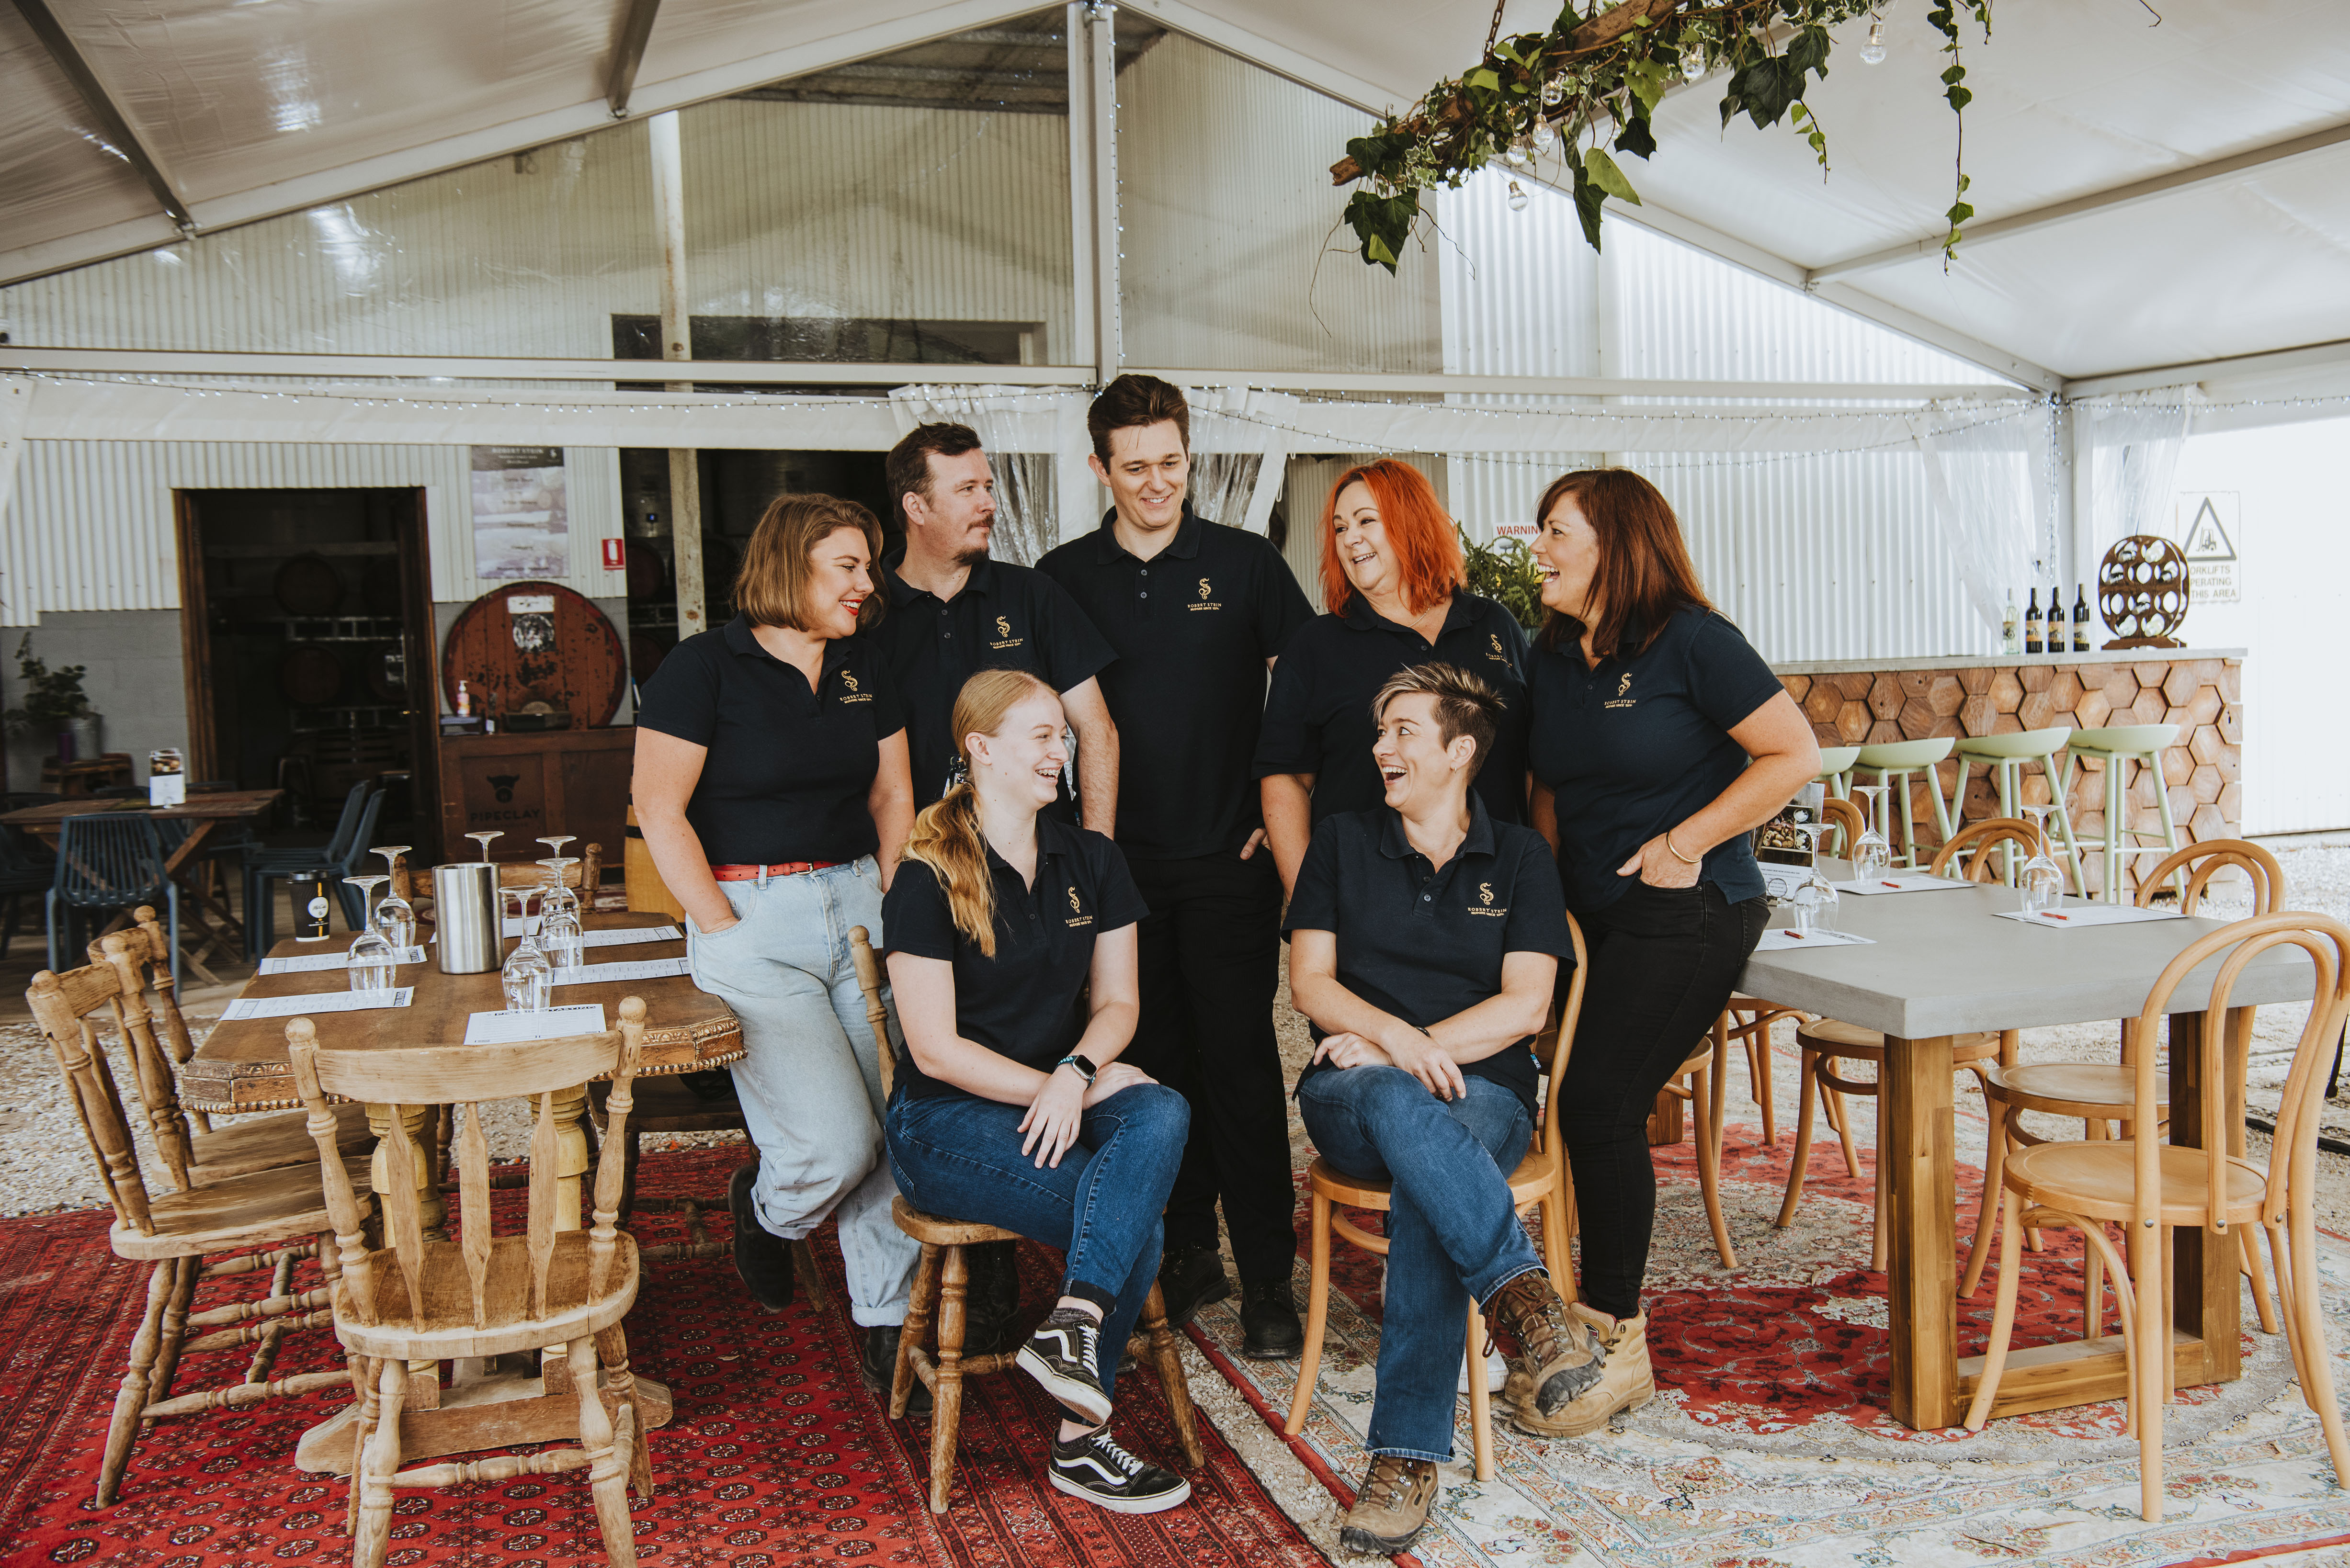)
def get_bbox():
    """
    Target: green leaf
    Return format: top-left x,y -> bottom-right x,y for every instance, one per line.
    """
1624,56 -> 1673,114
1941,64 -> 1967,85
1465,67 -> 1502,94
1946,84 -> 1973,112
1786,25 -> 1832,76
1614,107 -> 1659,160
1584,147 -> 1644,205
